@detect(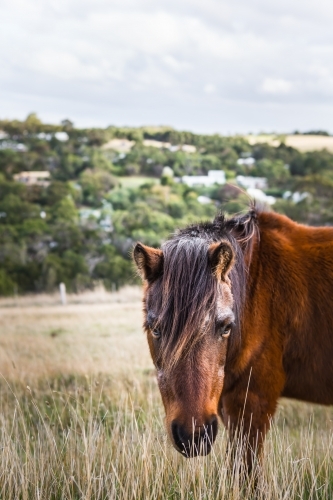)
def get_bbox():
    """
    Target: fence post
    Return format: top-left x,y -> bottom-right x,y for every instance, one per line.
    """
59,282 -> 67,305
